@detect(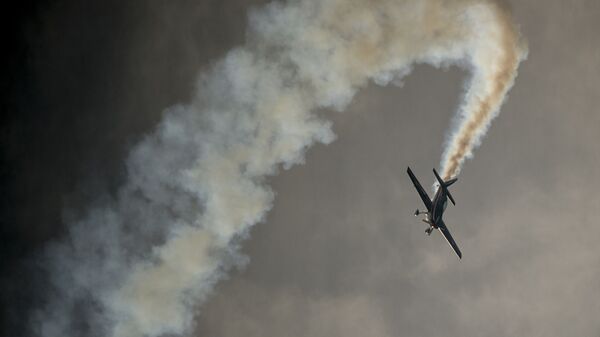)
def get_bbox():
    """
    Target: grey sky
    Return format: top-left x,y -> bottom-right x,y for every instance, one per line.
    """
194,1 -> 600,336
3,0 -> 599,336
